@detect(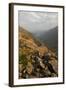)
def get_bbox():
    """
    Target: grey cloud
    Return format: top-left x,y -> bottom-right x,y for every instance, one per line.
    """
18,11 -> 58,33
